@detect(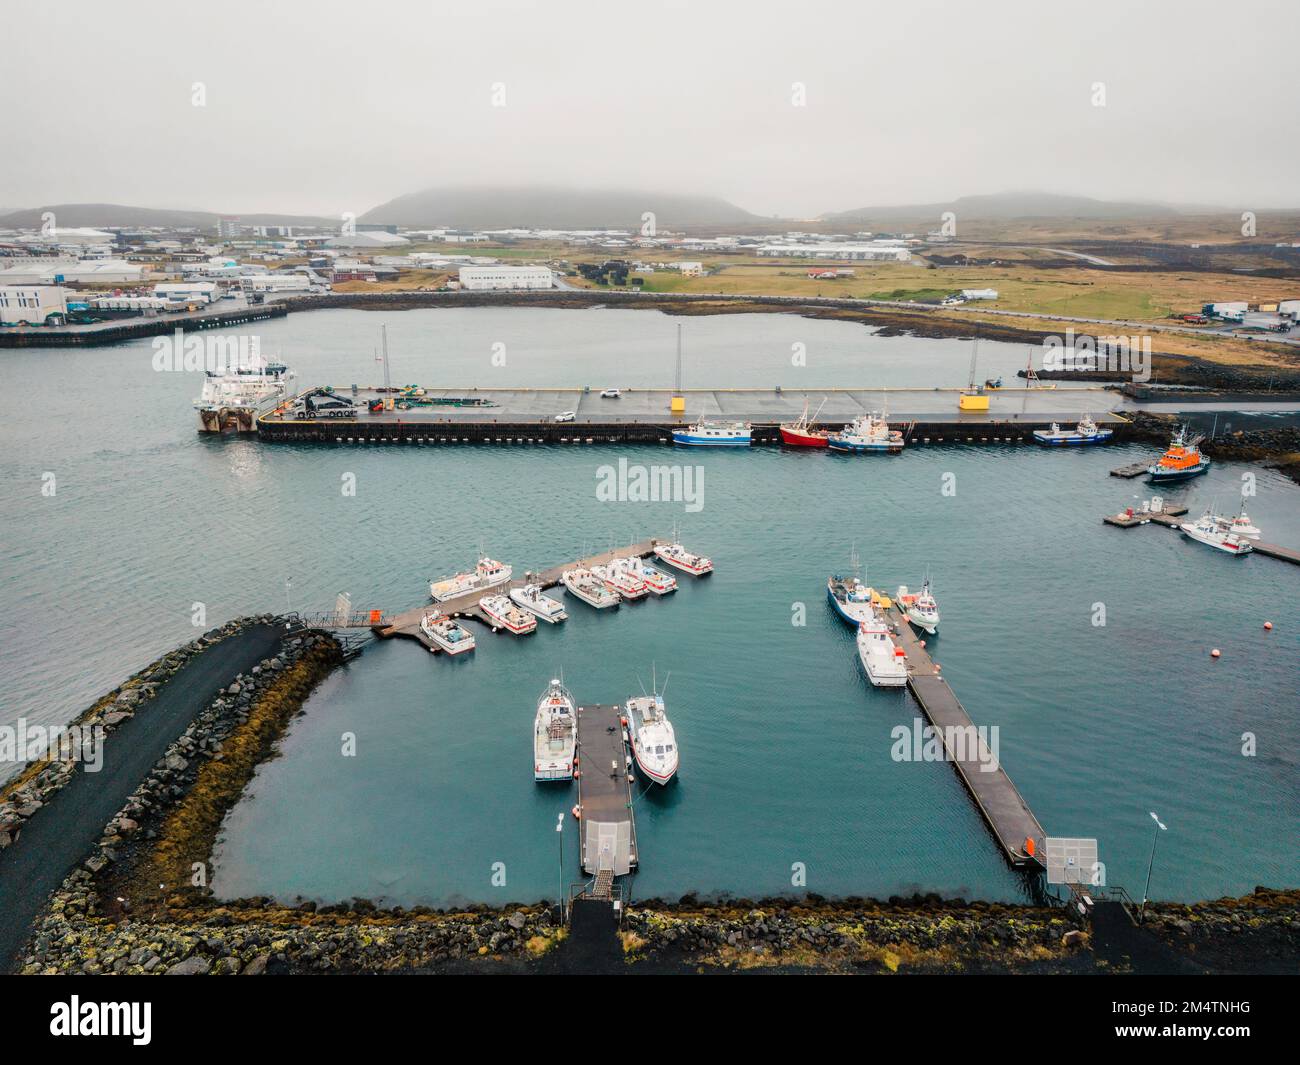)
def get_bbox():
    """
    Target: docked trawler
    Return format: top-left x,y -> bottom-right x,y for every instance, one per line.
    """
1180,510 -> 1253,555
479,594 -> 538,634
895,578 -> 940,635
592,562 -> 648,600
610,555 -> 677,595
561,567 -> 621,609
1032,414 -> 1113,446
672,421 -> 752,446
419,613 -> 476,655
510,583 -> 568,623
856,610 -> 908,687
430,557 -> 513,602
194,359 -> 295,432
625,693 -> 679,785
779,400 -> 830,447
653,540 -> 714,576
534,679 -> 576,782
827,413 -> 904,453
1147,426 -> 1210,482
